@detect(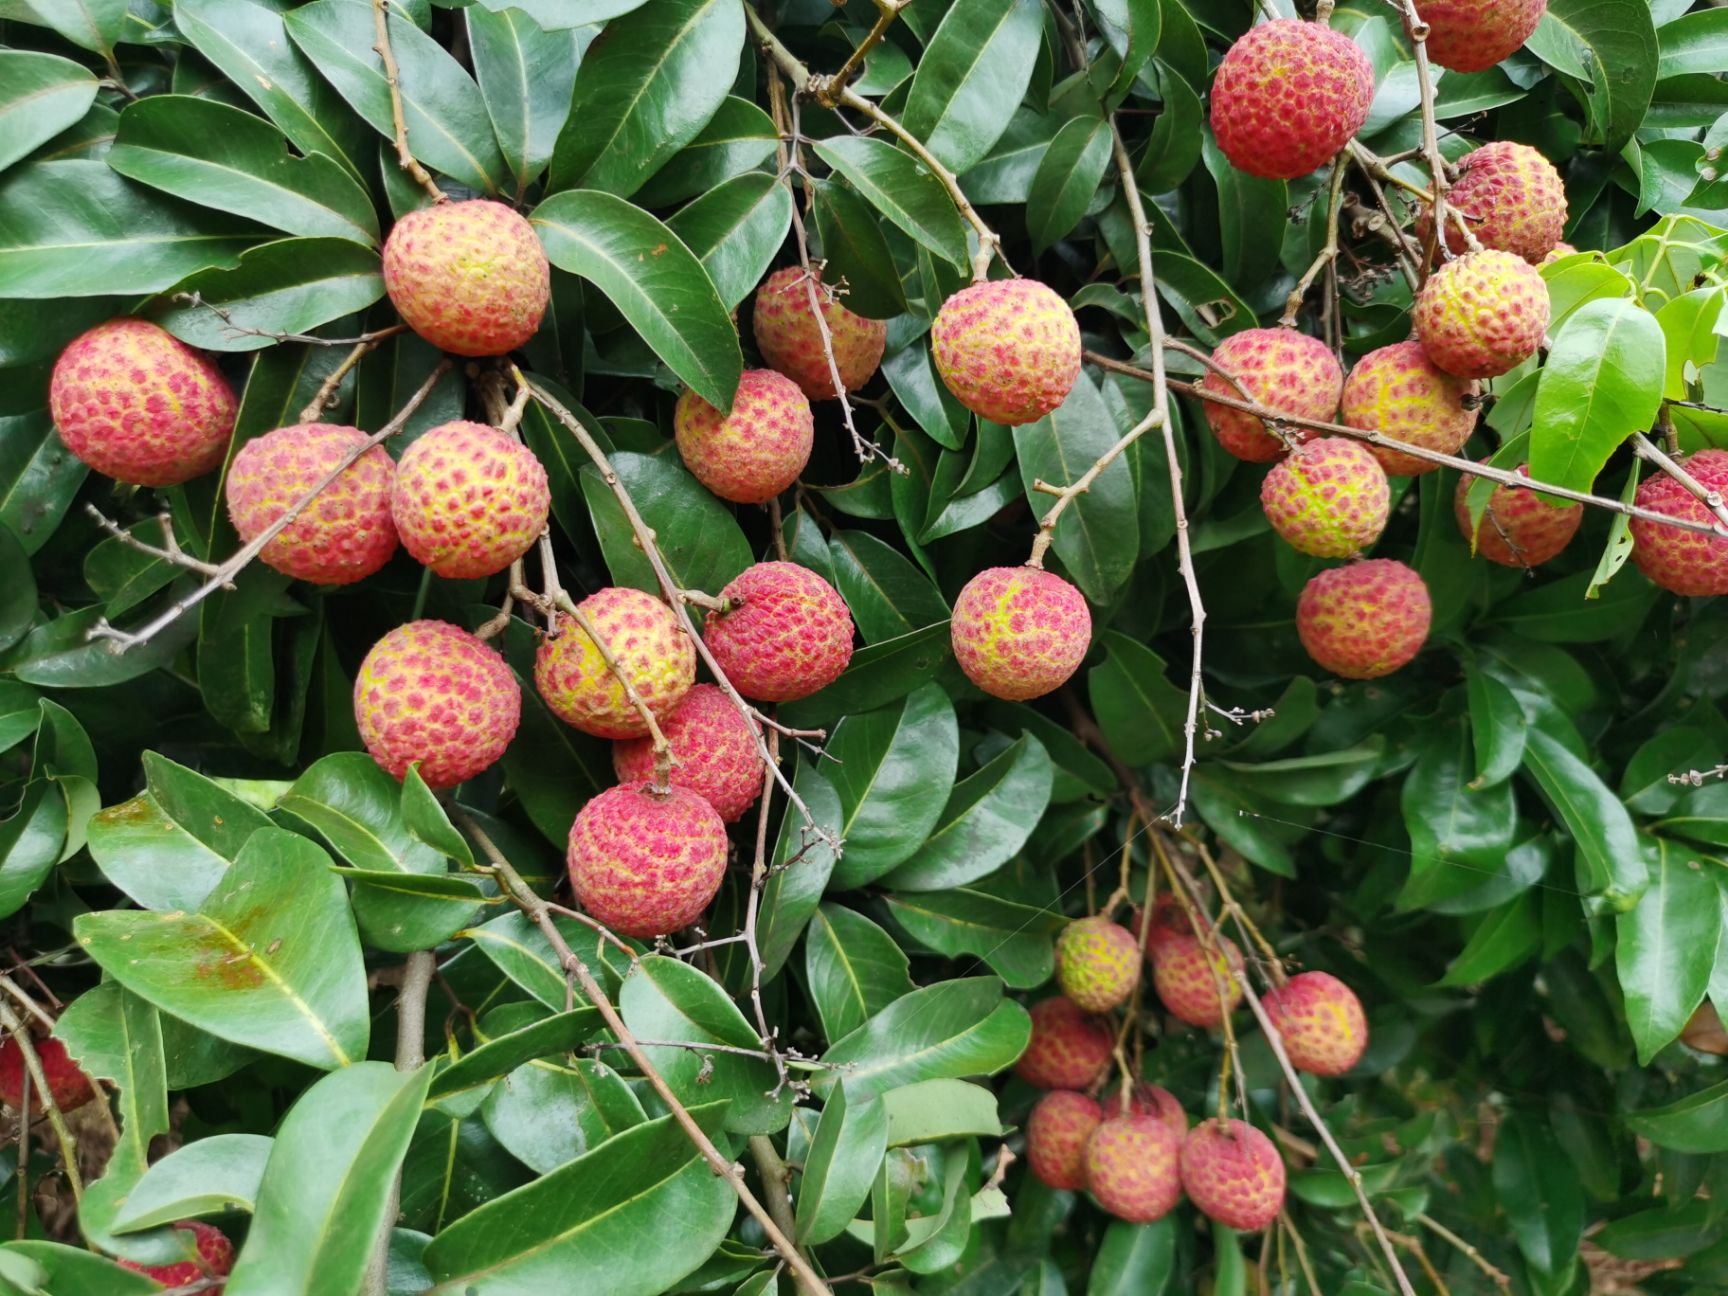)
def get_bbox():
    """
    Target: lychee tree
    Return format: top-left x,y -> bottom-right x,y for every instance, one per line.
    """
0,1 -> 1725,1294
